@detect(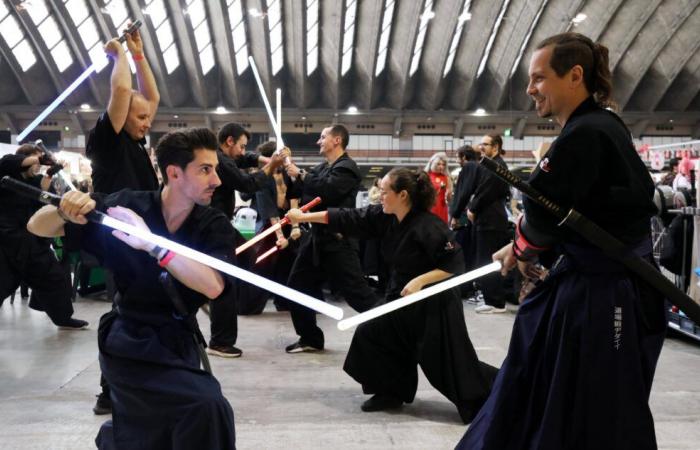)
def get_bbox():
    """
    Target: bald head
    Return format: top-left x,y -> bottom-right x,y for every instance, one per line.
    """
124,91 -> 153,141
